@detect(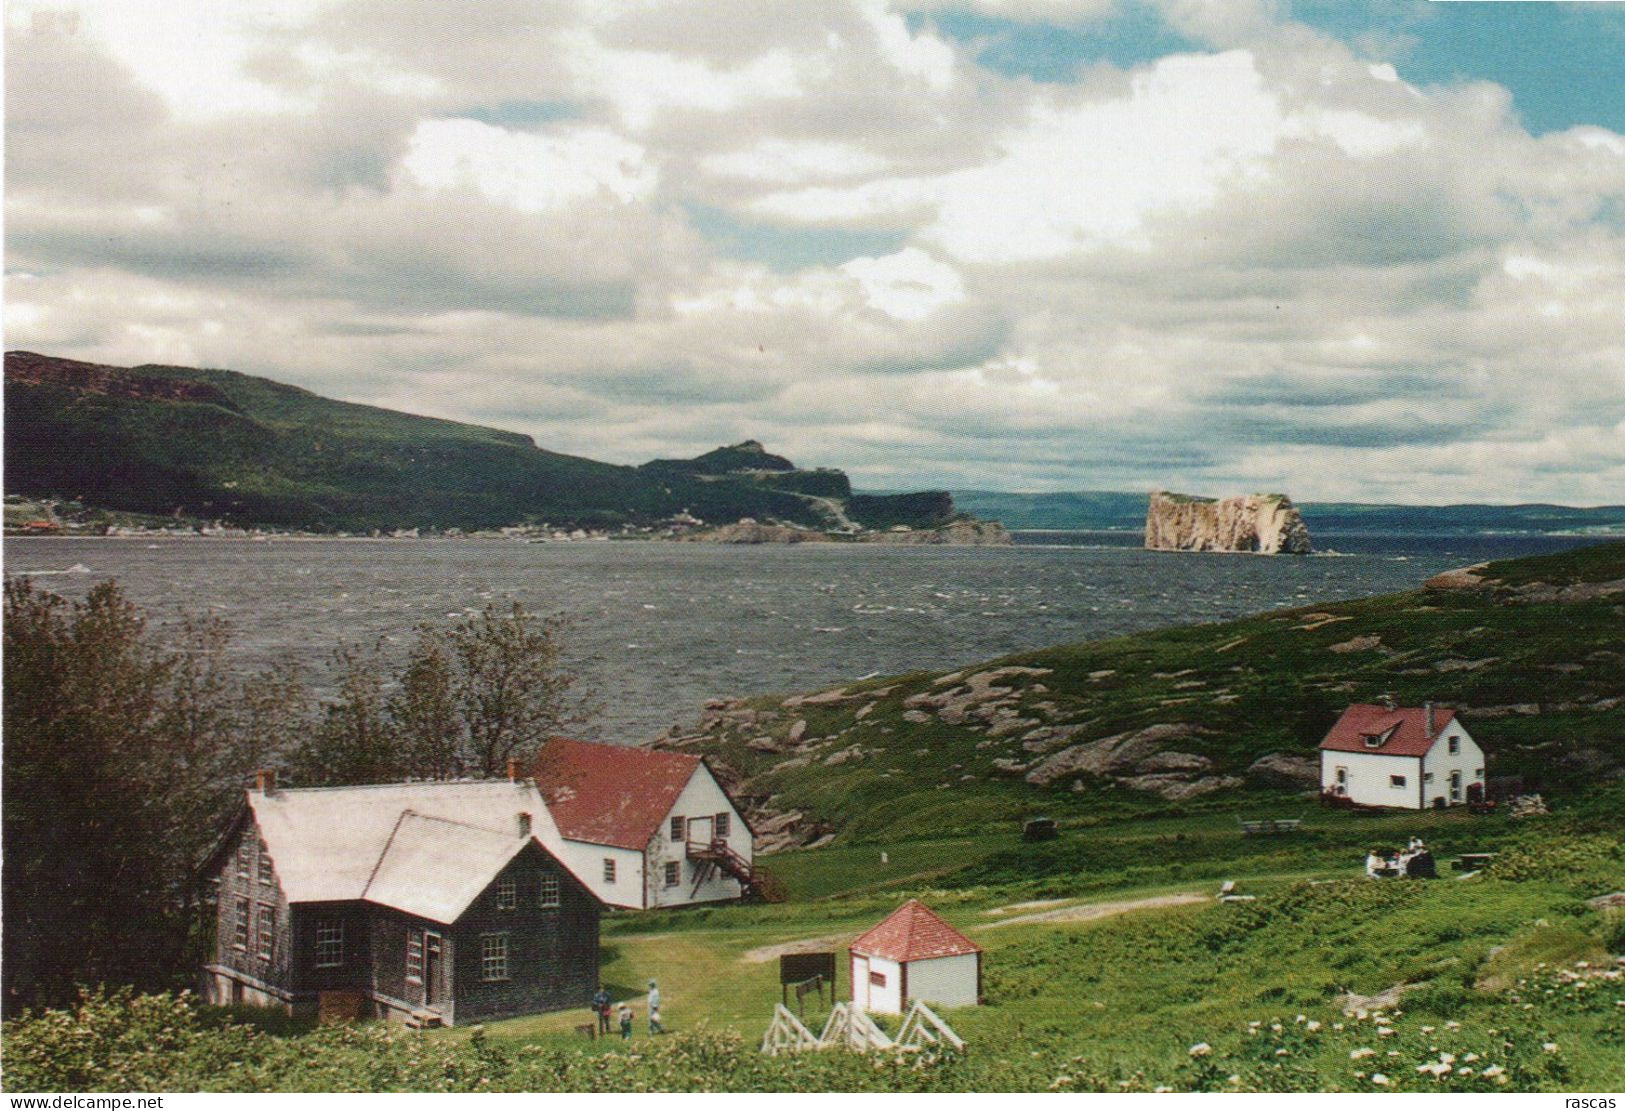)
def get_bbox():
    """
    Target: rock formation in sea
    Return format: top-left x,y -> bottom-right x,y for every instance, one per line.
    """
1143,490 -> 1312,554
